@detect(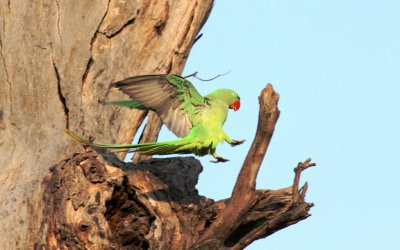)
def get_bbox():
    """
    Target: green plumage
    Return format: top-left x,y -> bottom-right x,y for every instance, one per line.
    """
65,74 -> 244,163
105,100 -> 149,110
